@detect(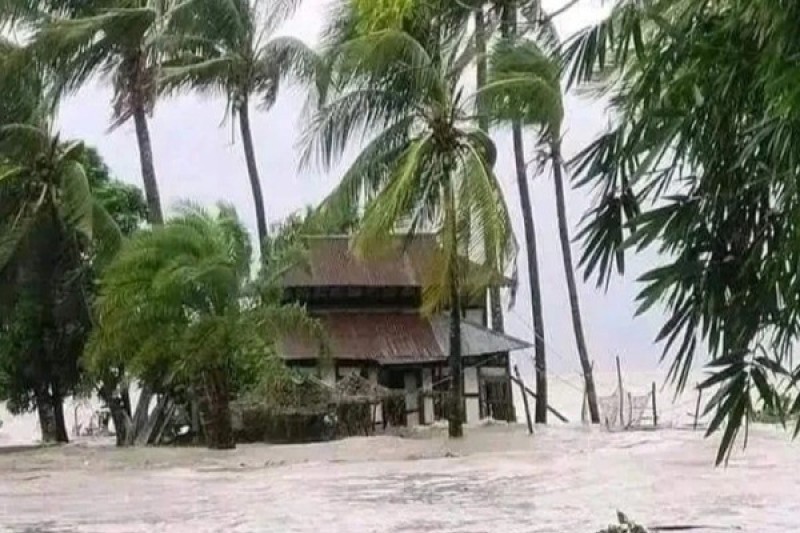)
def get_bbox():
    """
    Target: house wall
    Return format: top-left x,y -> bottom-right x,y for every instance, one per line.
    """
465,308 -> 485,324
464,367 -> 480,423
368,367 -> 383,425
421,368 -> 434,424
404,371 -> 420,426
